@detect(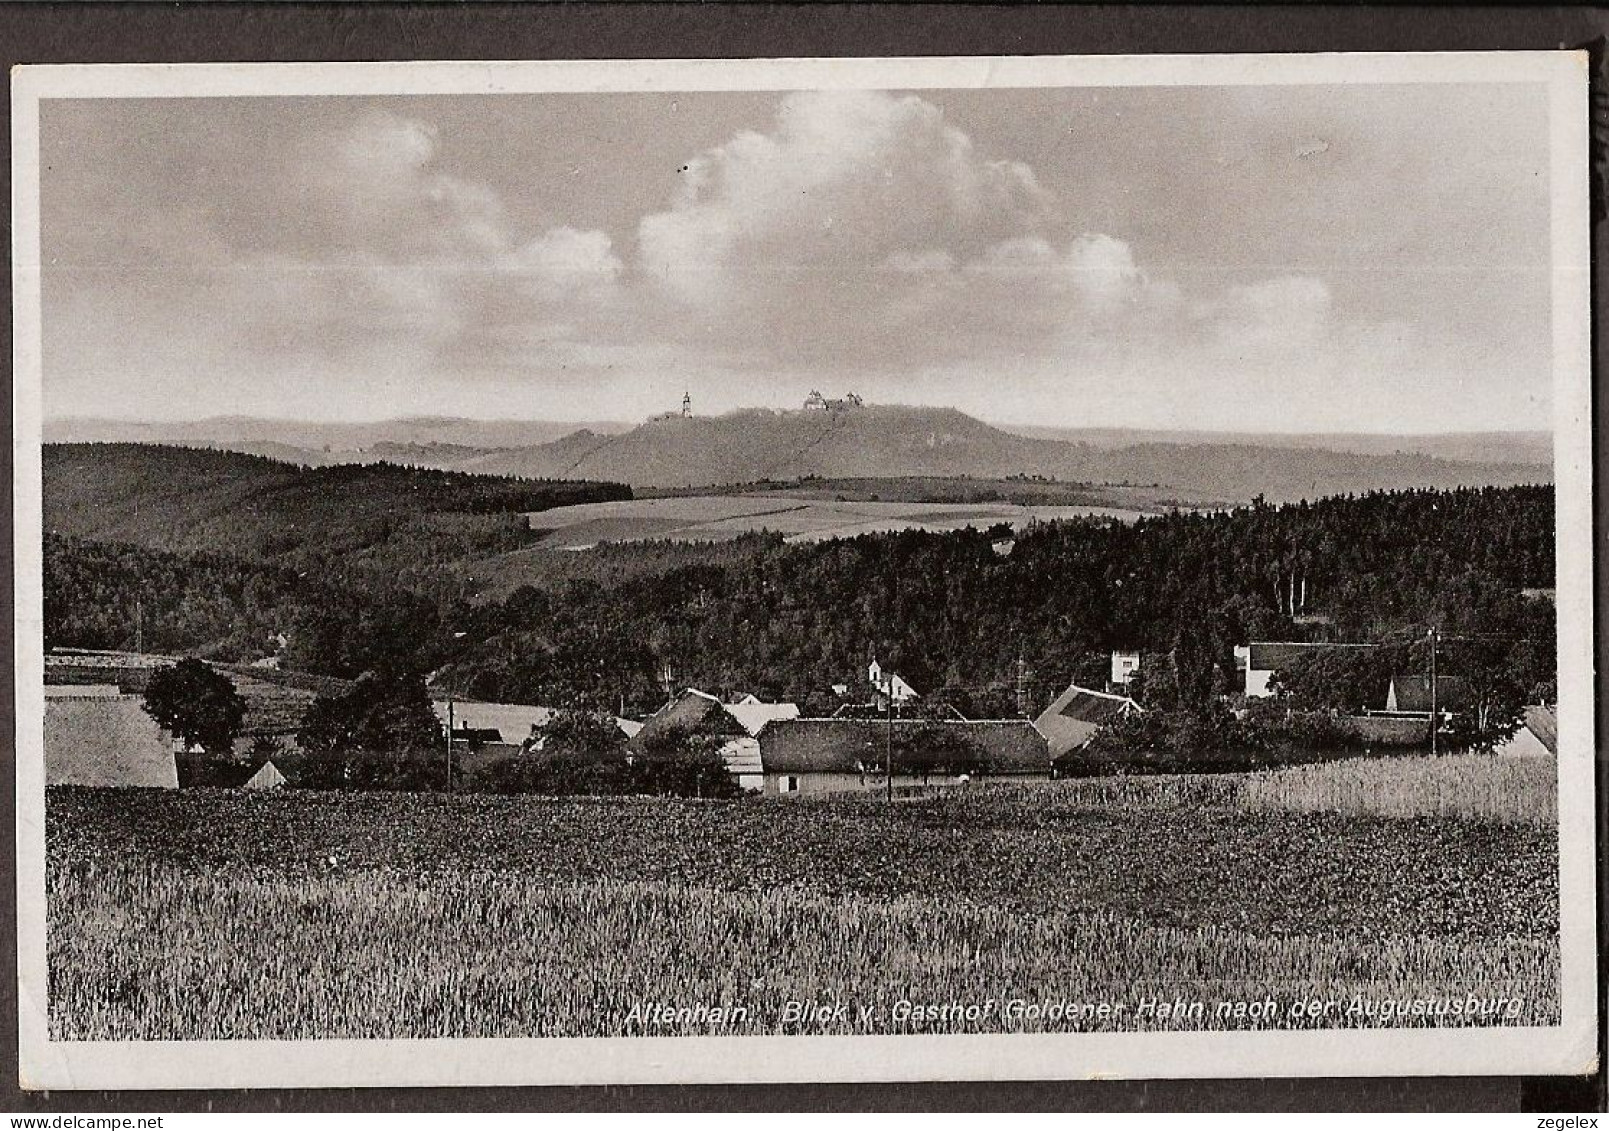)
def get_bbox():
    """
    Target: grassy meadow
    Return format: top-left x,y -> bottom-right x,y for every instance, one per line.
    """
47,755 -> 1559,1040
